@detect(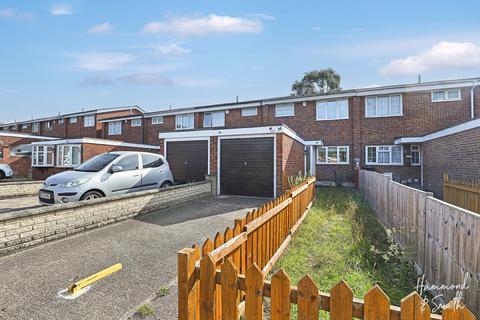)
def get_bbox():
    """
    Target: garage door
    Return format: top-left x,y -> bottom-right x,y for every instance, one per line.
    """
220,137 -> 274,198
166,140 -> 208,184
